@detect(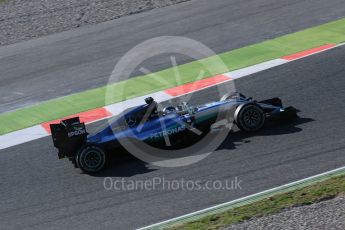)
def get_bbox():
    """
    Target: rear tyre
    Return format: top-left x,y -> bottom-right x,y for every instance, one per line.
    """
235,103 -> 265,132
76,145 -> 107,174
